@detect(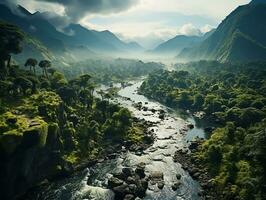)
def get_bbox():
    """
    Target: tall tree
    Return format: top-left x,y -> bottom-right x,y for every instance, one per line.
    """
39,60 -> 51,78
0,21 -> 24,79
24,58 -> 38,74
